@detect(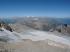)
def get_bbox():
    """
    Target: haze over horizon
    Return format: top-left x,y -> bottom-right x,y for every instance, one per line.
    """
0,0 -> 70,18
